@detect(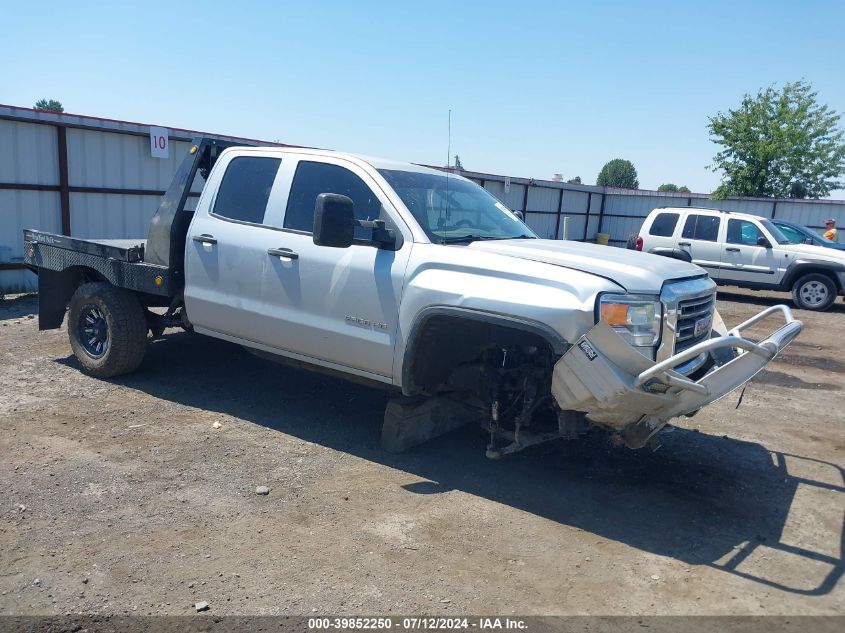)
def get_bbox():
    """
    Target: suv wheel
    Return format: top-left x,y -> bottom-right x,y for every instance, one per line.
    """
791,273 -> 837,311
